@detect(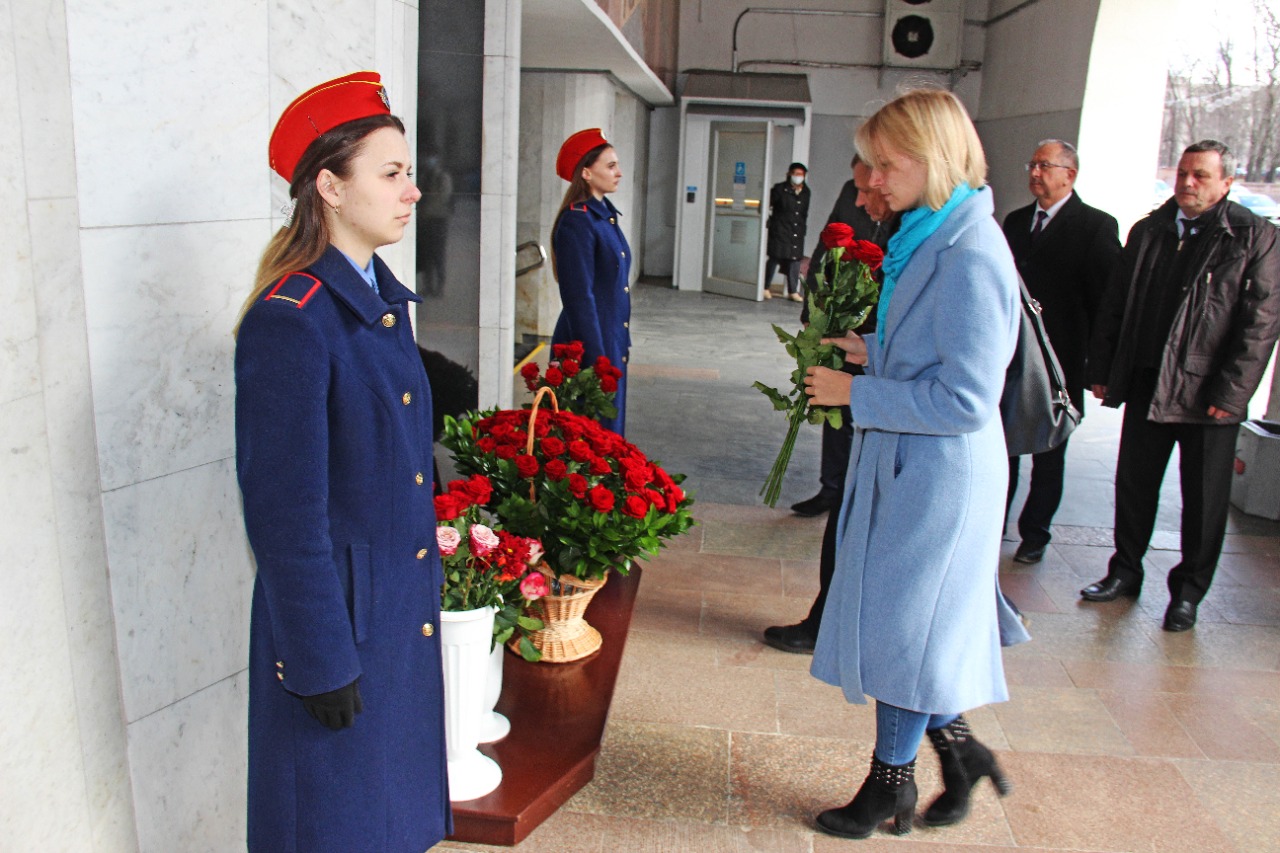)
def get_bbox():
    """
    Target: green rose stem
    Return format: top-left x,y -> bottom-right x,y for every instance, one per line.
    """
760,402 -> 808,507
